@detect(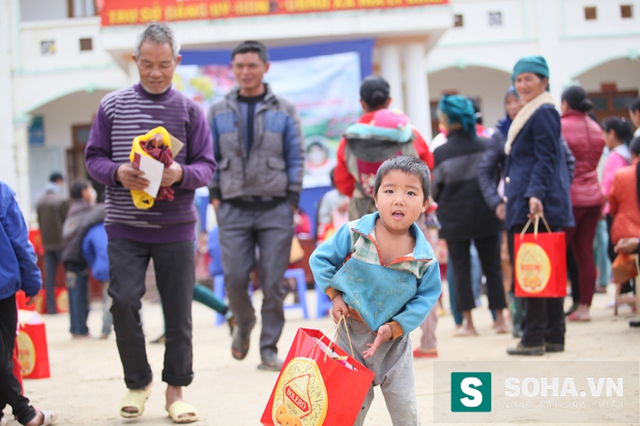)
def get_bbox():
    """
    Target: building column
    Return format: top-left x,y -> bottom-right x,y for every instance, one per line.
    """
536,0 -> 564,102
0,0 -> 18,191
403,42 -> 431,141
128,60 -> 139,85
379,44 -> 405,111
13,116 -> 33,219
